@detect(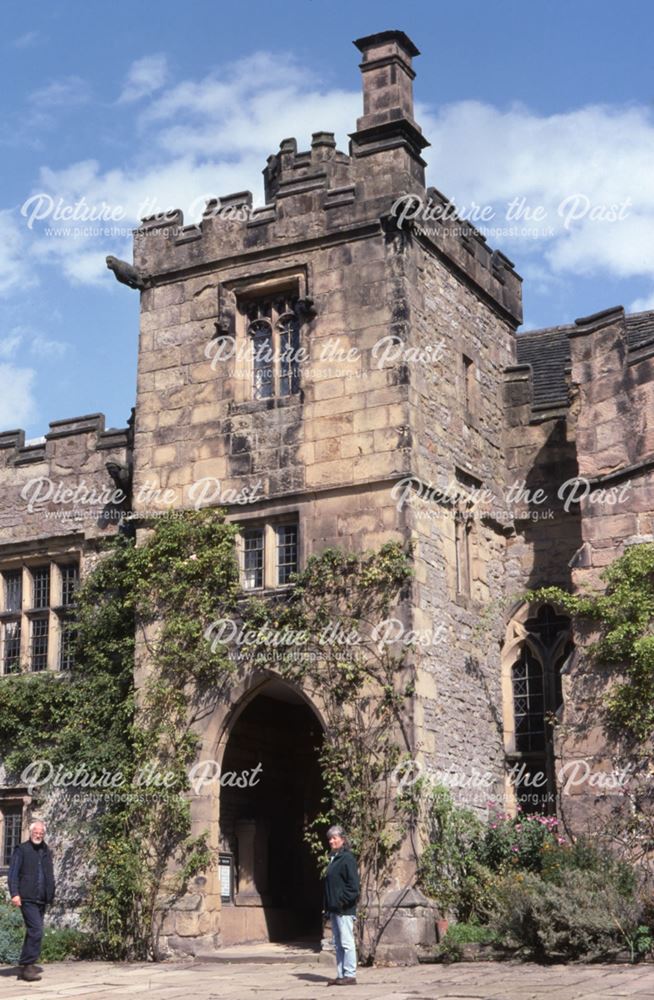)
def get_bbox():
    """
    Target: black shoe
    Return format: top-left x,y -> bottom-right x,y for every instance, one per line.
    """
335,978 -> 357,986
19,964 -> 42,982
326,977 -> 344,985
